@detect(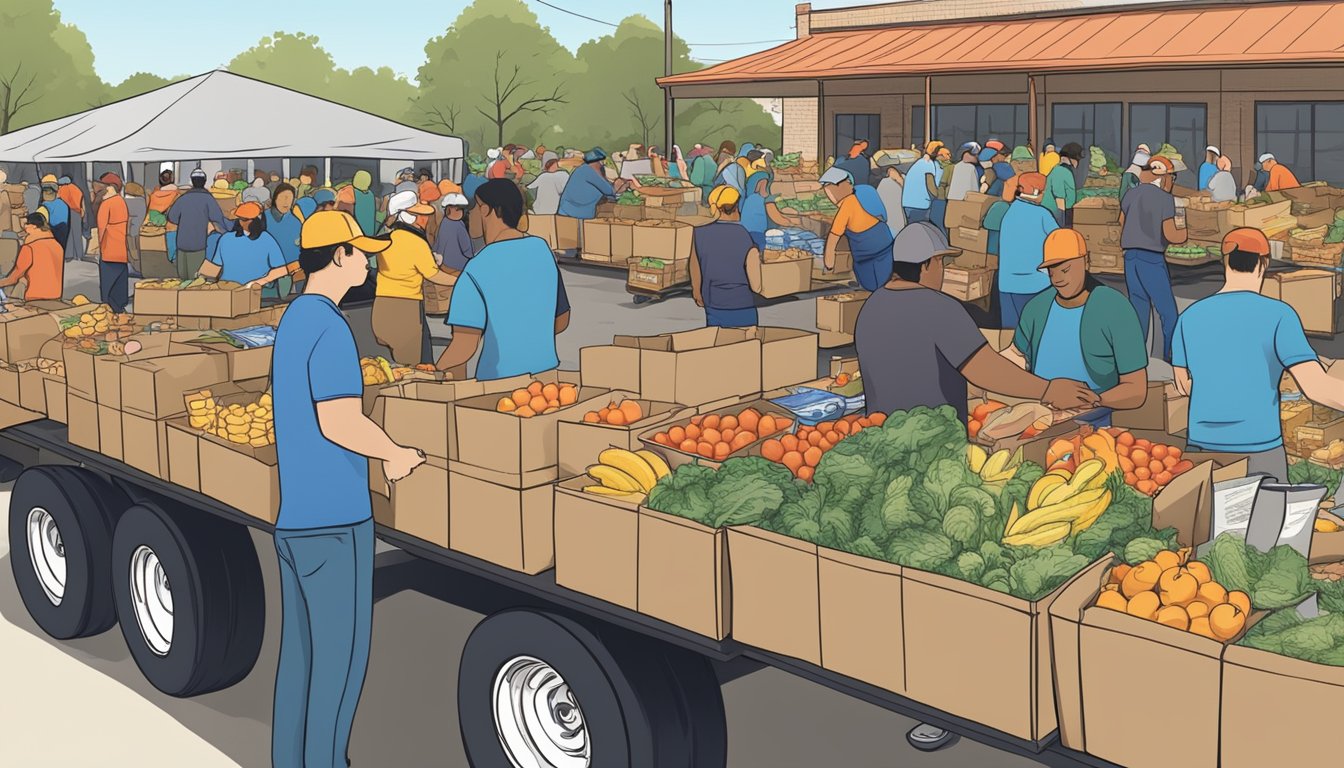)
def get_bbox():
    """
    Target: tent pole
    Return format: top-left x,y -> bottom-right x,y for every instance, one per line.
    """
324,158 -> 331,187
282,159 -> 291,179
246,159 -> 255,181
